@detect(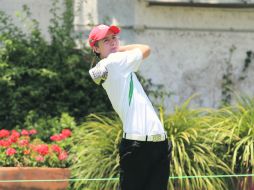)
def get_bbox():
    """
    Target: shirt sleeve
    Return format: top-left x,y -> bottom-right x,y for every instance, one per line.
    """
120,48 -> 143,73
